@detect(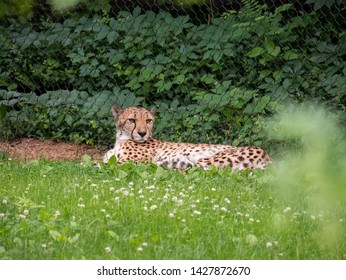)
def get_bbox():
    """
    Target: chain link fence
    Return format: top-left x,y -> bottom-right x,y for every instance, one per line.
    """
0,0 -> 345,152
